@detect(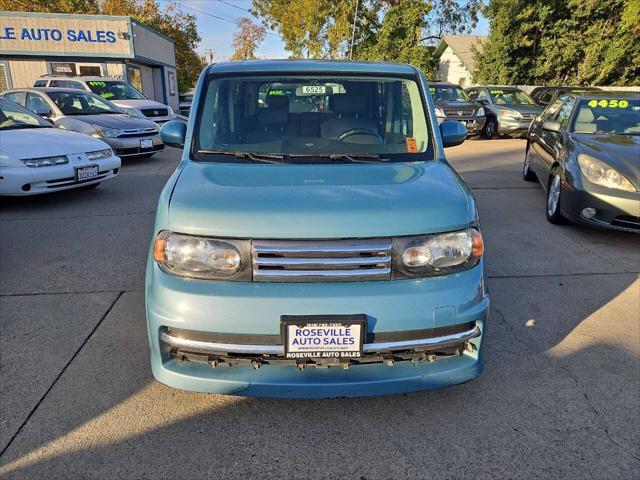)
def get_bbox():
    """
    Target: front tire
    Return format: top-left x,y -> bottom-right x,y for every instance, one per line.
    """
546,173 -> 567,224
483,117 -> 497,139
523,148 -> 537,181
